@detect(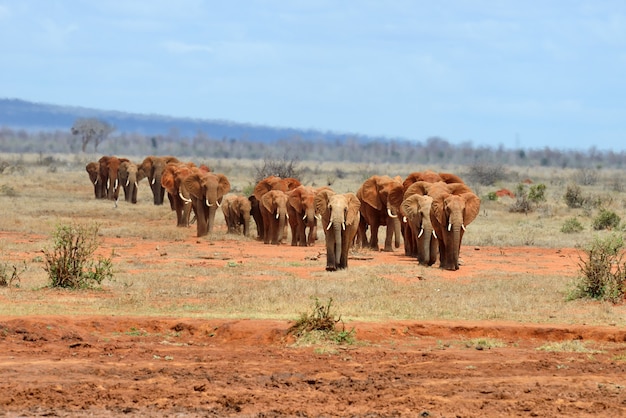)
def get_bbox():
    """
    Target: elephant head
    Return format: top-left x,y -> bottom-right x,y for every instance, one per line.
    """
138,155 -> 180,205
315,189 -> 361,271
287,185 -> 330,246
222,194 -> 252,236
357,175 -> 404,252
429,182 -> 480,270
98,155 -> 129,201
260,190 -> 289,245
183,171 -> 231,237
161,162 -> 204,227
401,187 -> 437,266
85,161 -> 105,199
118,160 -> 139,204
